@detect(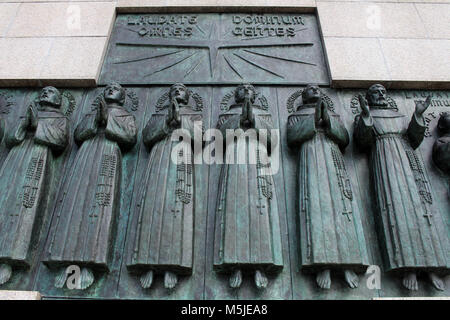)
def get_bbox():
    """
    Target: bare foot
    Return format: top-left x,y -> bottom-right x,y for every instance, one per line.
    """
429,273 -> 445,291
255,270 -> 268,290
140,270 -> 154,289
164,271 -> 178,289
229,269 -> 242,289
344,269 -> 359,289
402,272 -> 418,291
80,267 -> 95,290
0,264 -> 12,285
316,269 -> 331,289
